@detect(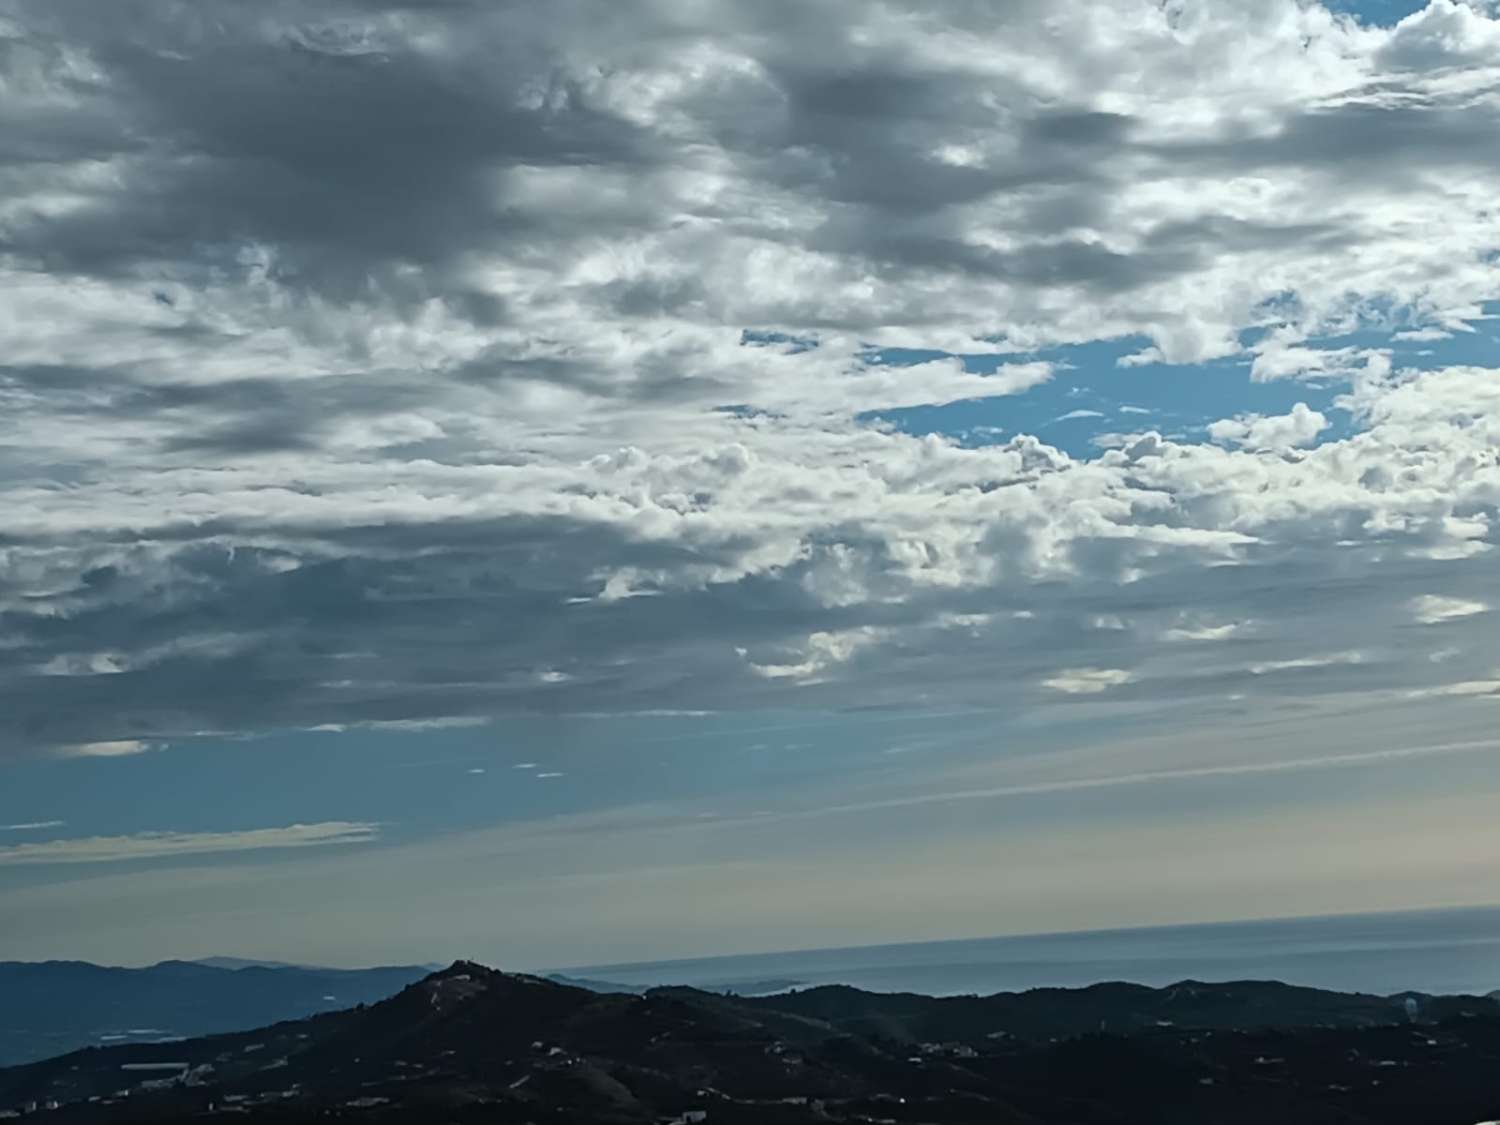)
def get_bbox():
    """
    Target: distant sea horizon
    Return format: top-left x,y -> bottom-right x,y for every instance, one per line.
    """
555,904 -> 1500,999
